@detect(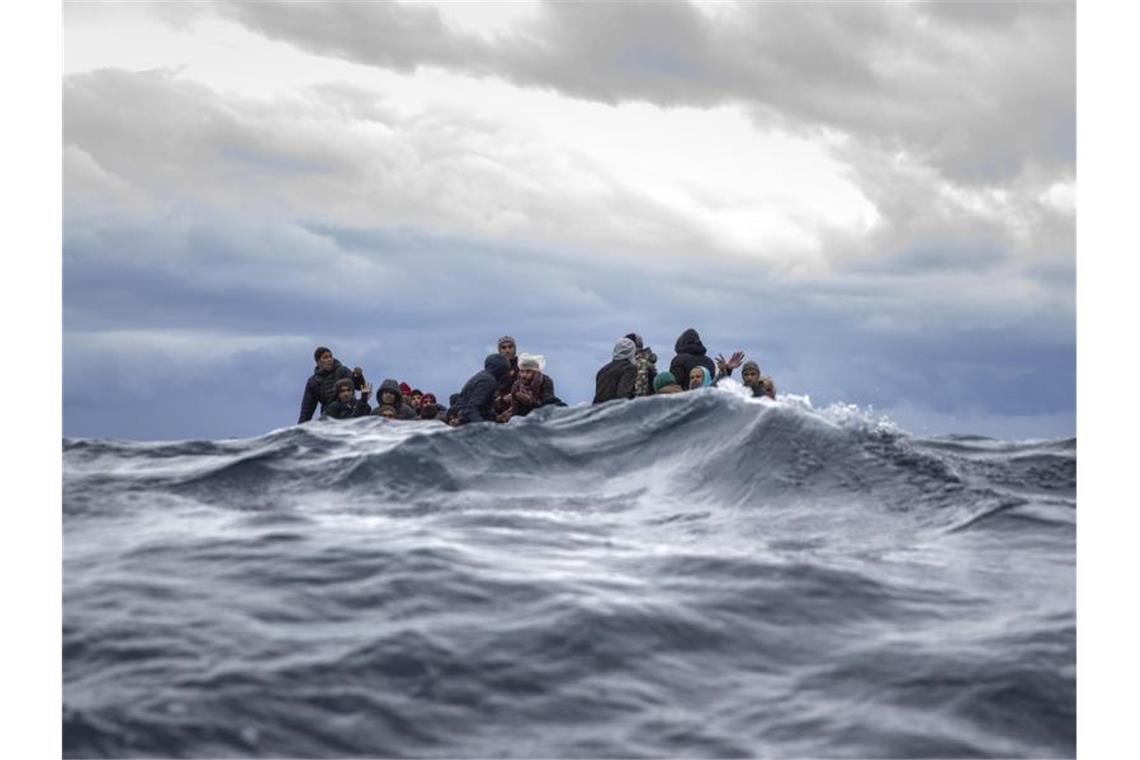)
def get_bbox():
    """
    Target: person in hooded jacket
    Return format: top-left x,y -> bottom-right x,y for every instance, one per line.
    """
298,346 -> 366,423
506,354 -> 561,419
321,377 -> 373,419
668,329 -> 746,389
372,378 -> 417,419
594,337 -> 639,404
456,354 -> 512,425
